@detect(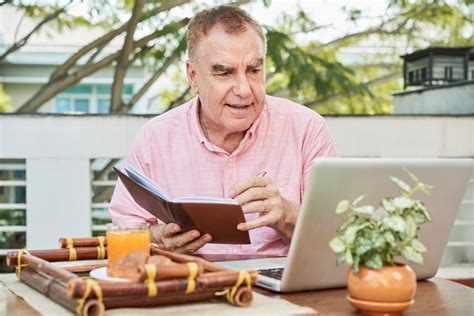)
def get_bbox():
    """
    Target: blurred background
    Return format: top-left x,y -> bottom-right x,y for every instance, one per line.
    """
0,0 -> 472,281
